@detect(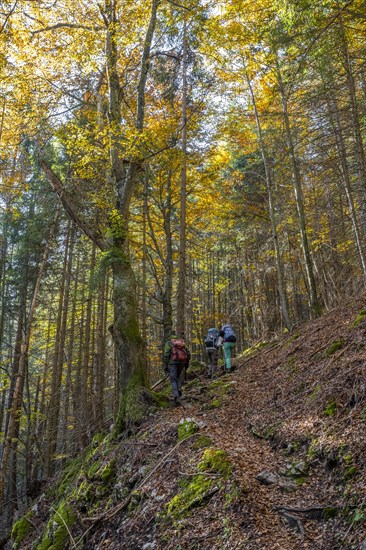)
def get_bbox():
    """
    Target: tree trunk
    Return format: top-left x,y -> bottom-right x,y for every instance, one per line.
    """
277,63 -> 321,317
325,82 -> 366,279
45,220 -> 71,476
177,17 -> 188,338
0,210 -> 59,512
338,20 -> 366,238
246,69 -> 291,330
